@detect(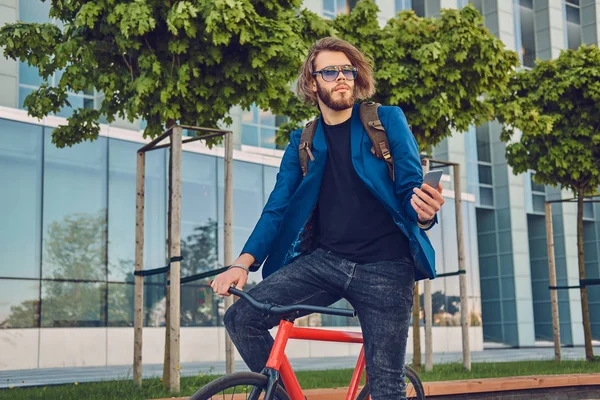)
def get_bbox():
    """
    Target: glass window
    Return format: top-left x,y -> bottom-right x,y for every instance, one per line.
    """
181,285 -> 220,327
107,282 -> 166,327
0,280 -> 40,329
242,125 -> 259,147
412,0 -> 425,17
476,124 -> 491,162
19,0 -> 52,23
395,0 -> 412,13
478,165 -> 493,185
0,120 -> 43,279
532,194 -> 546,213
181,152 -> 218,277
19,63 -> 45,87
263,166 -> 279,206
472,0 -> 483,13
57,94 -> 84,119
321,299 -> 360,327
19,86 -> 34,109
530,174 -> 545,193
583,201 -> 594,219
566,2 -> 580,23
108,139 -> 166,282
260,127 -> 277,149
480,187 -> 494,206
41,281 -> 106,327
241,105 -> 286,150
217,160 -> 264,272
566,1 -> 582,50
323,0 -> 348,19
42,130 -> 108,280
519,0 -> 537,67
